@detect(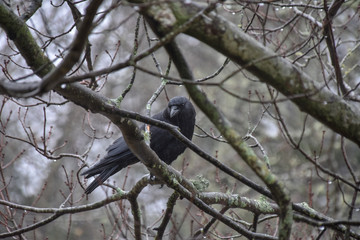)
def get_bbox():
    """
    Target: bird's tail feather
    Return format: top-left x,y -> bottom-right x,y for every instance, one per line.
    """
84,168 -> 117,194
81,166 -> 101,178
